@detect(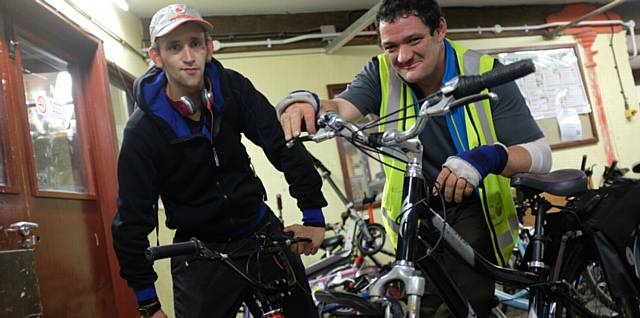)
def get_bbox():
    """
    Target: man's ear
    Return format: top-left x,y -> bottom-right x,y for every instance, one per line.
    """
148,47 -> 164,68
436,17 -> 447,41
